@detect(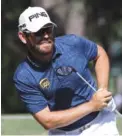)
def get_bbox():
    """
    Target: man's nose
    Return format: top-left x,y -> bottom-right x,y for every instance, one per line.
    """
43,32 -> 49,39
